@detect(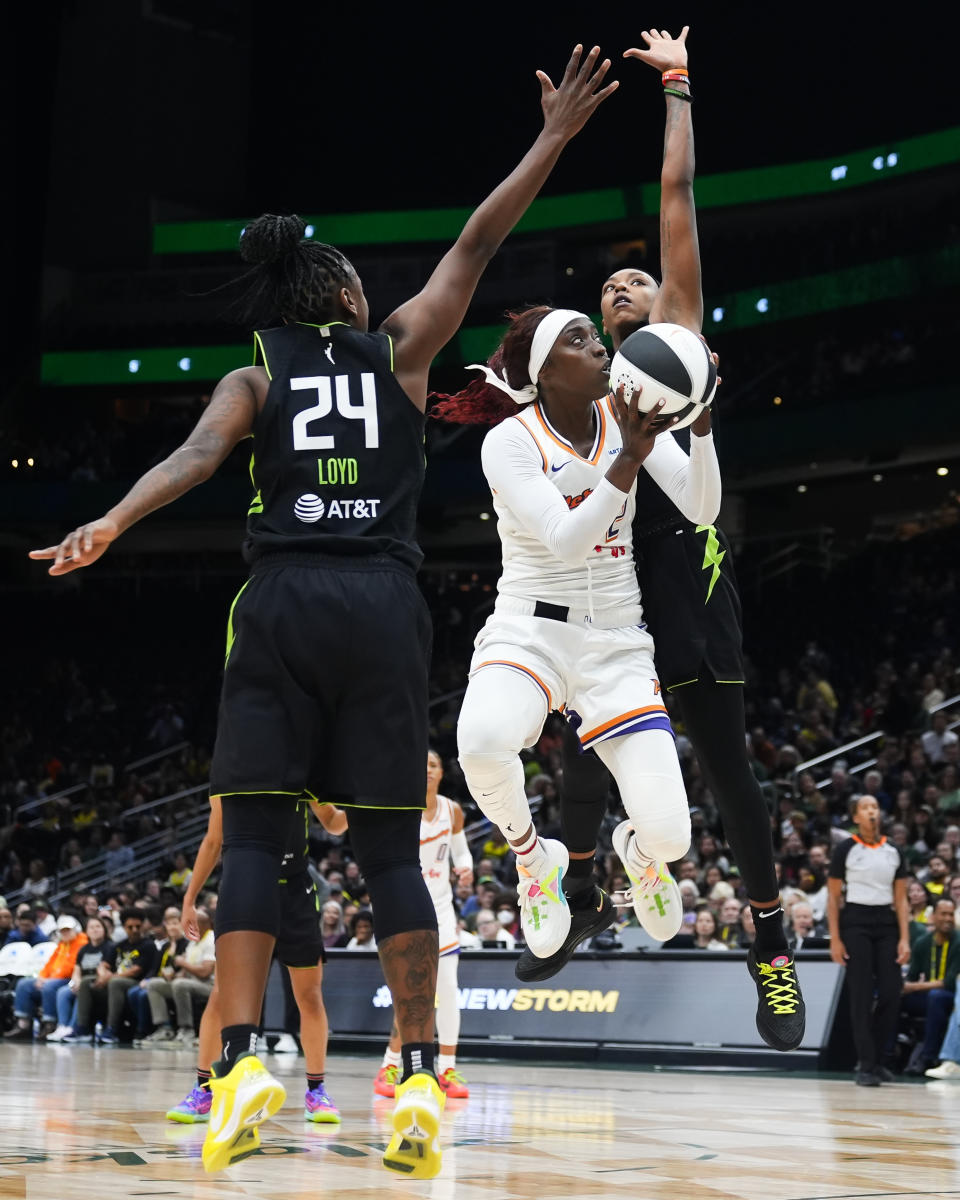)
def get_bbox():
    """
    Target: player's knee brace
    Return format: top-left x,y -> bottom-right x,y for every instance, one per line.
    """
435,954 -> 461,1046
216,794 -> 299,938
348,806 -> 437,942
457,714 -> 519,791
458,723 -> 534,838
457,669 -> 545,832
596,731 -> 692,864
630,787 -> 692,865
